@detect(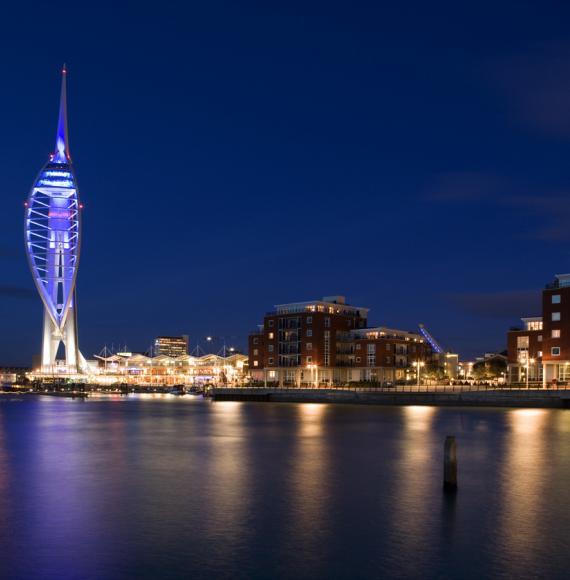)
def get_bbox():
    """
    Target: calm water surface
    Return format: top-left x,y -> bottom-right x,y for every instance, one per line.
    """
0,395 -> 569,579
